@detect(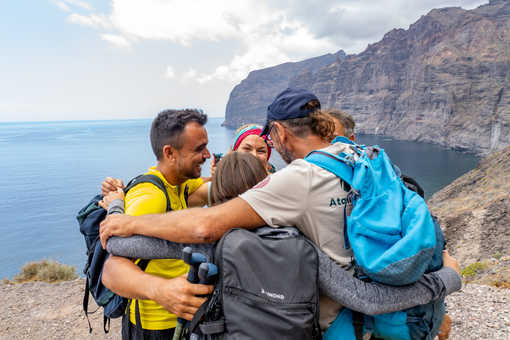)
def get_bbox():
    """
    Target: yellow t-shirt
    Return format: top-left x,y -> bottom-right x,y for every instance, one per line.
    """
125,167 -> 203,330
